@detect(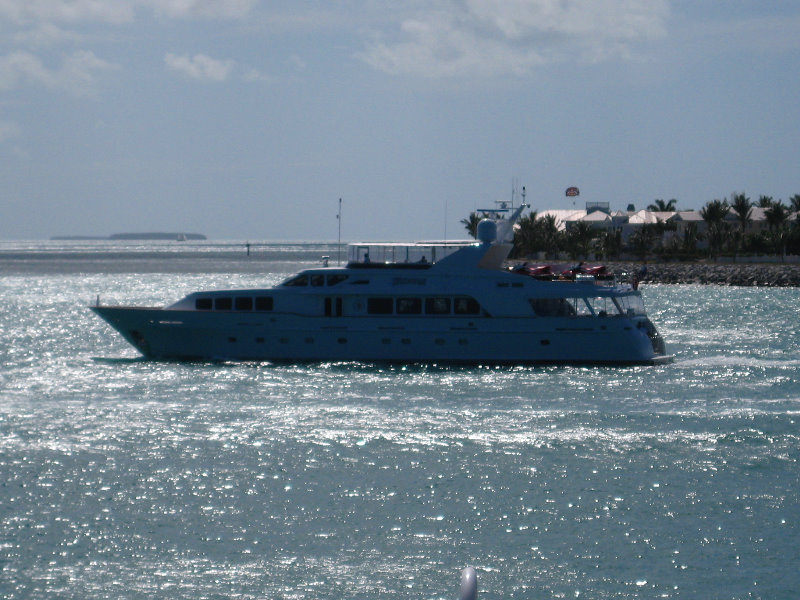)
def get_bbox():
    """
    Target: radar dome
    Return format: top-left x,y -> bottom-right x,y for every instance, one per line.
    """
476,219 -> 497,244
